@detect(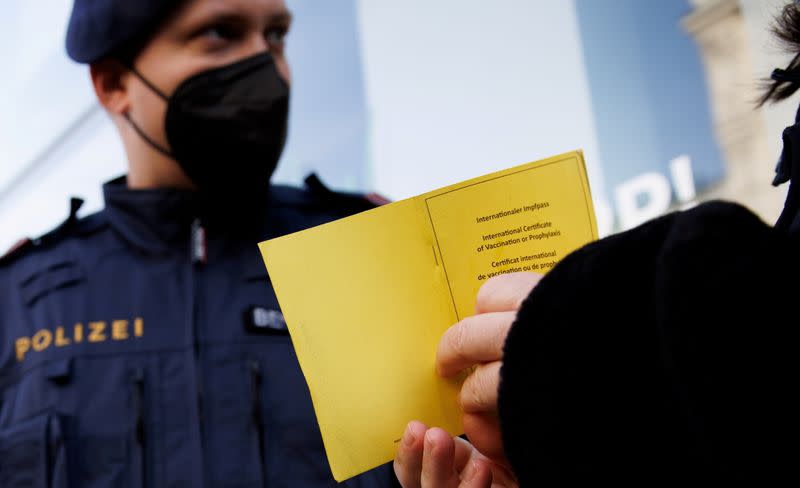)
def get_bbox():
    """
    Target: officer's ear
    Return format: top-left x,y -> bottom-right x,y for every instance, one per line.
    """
90,58 -> 131,115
